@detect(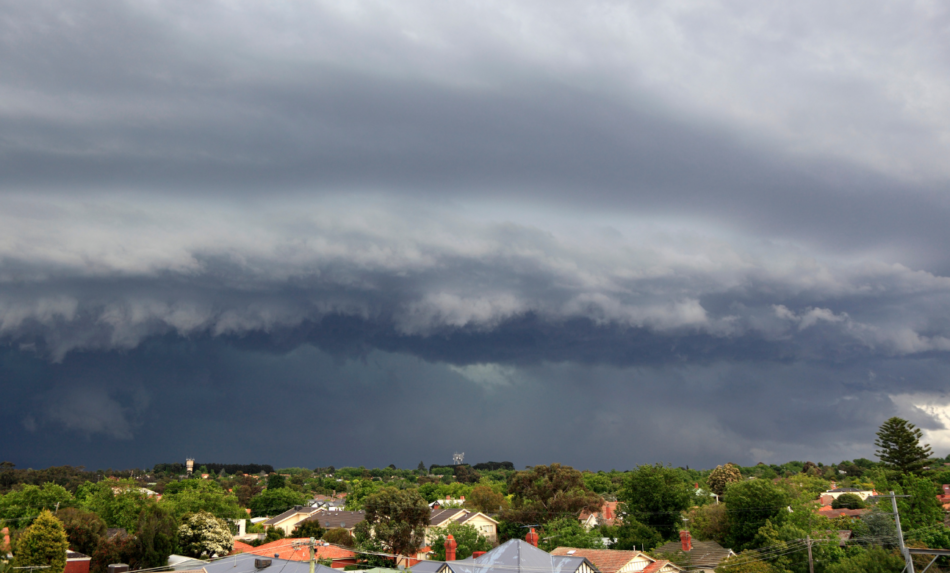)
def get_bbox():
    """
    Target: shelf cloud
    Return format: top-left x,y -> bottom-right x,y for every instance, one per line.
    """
2,0 -> 950,469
